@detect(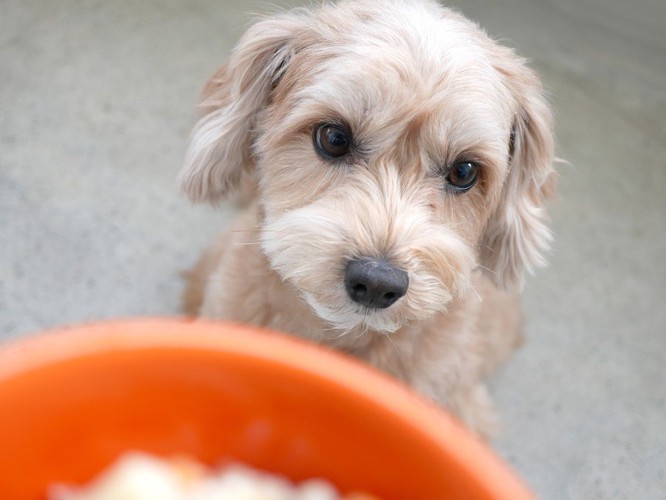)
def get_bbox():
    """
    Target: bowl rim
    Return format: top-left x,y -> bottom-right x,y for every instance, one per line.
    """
0,317 -> 533,499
